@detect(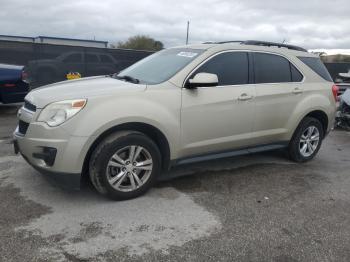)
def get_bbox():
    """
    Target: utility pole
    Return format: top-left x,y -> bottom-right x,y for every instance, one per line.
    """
186,21 -> 190,45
